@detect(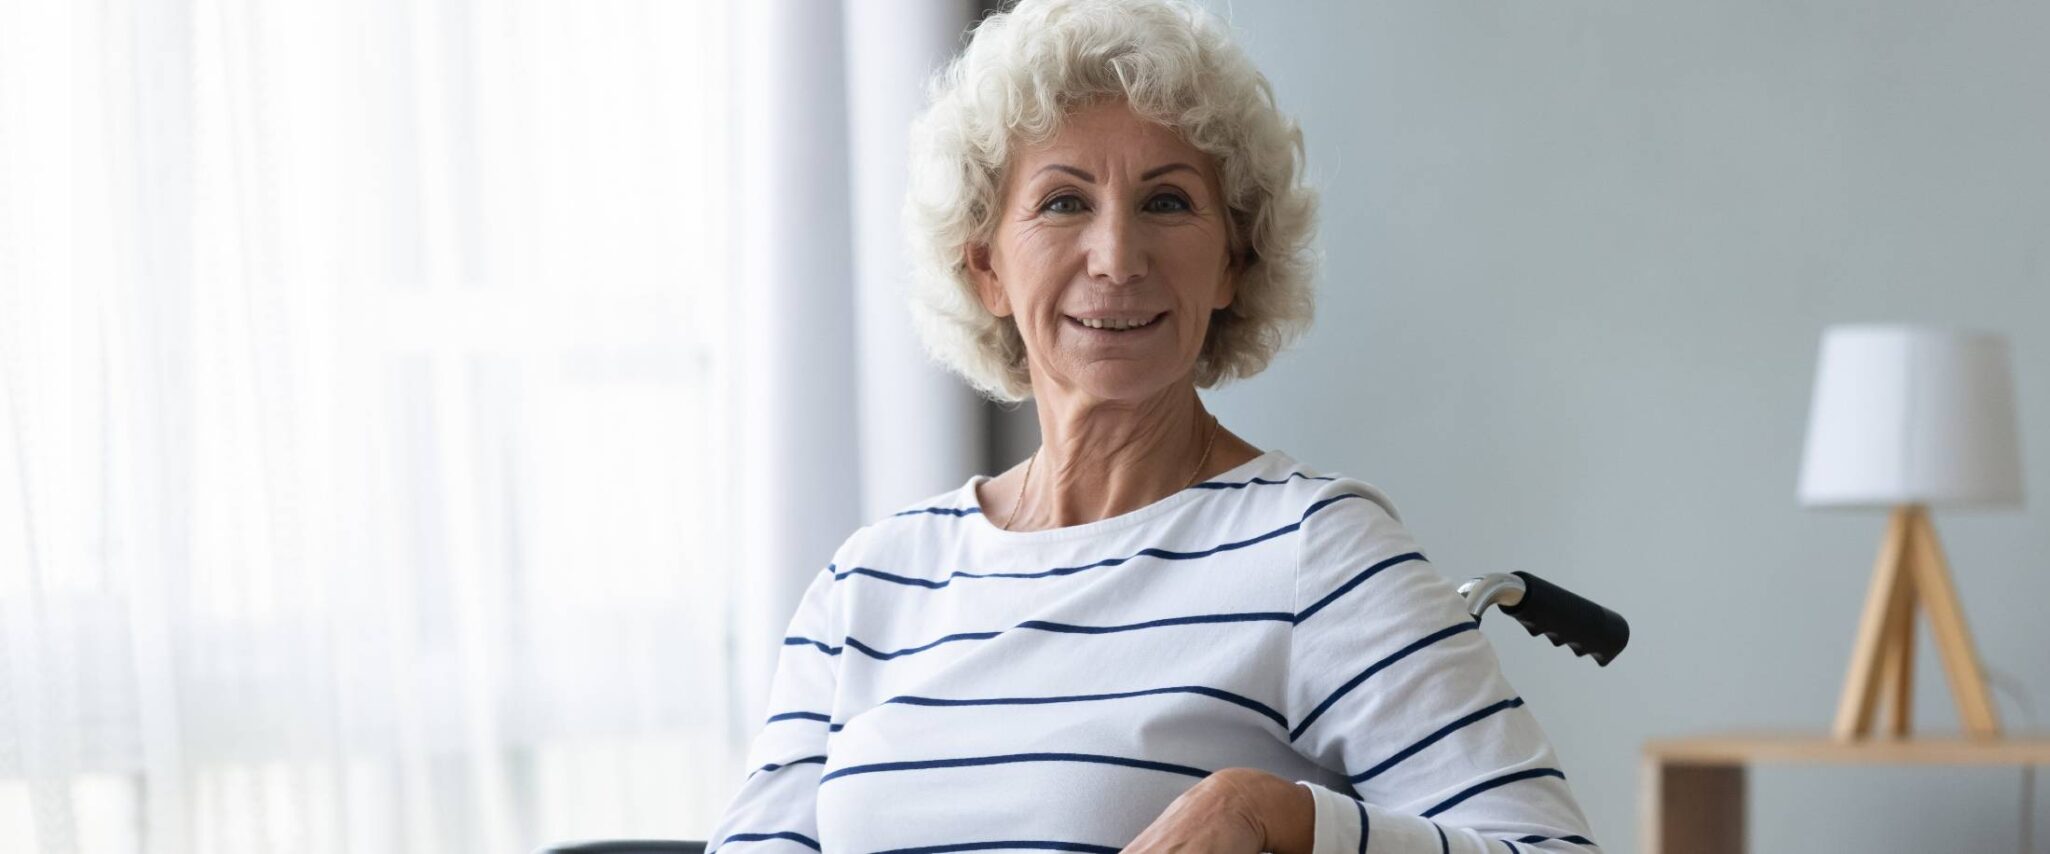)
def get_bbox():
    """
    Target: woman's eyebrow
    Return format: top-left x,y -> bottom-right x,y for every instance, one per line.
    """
1036,164 -> 1096,182
1032,162 -> 1198,183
